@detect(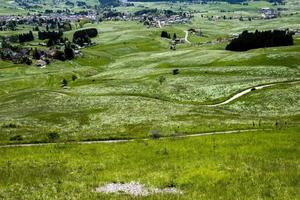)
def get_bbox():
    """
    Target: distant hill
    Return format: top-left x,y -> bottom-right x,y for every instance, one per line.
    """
128,0 -> 247,3
128,0 -> 283,3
